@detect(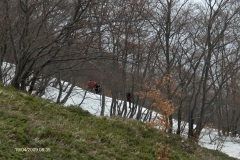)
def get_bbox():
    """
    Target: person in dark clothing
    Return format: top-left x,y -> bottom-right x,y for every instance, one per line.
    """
95,82 -> 101,94
126,92 -> 131,108
126,92 -> 131,102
